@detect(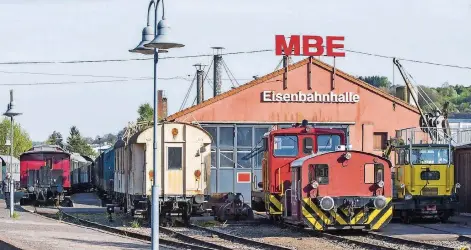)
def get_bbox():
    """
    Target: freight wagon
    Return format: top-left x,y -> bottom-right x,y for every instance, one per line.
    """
113,121 -> 213,224
454,144 -> 470,214
70,153 -> 93,193
19,145 -> 73,207
0,155 -> 20,189
94,147 -> 115,201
